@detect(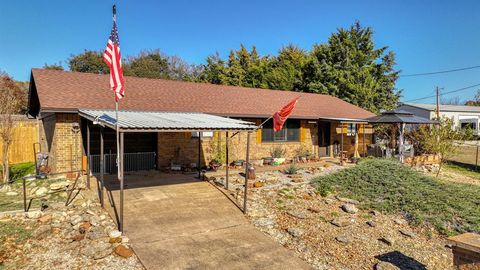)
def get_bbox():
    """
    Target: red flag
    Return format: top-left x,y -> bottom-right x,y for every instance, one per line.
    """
273,97 -> 299,131
103,13 -> 124,101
